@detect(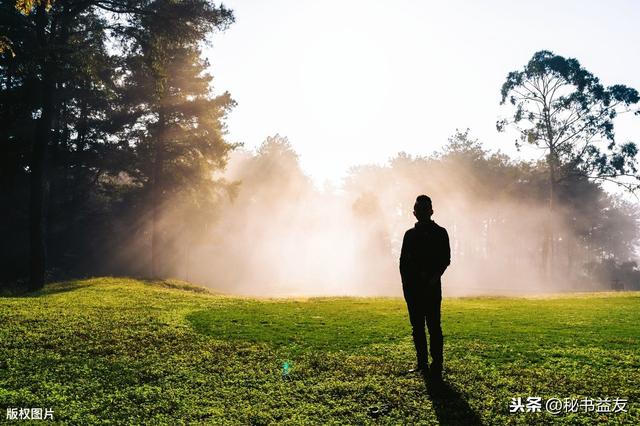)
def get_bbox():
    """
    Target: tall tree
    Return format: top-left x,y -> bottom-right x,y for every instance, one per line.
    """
5,0 -> 148,289
122,0 -> 234,278
497,50 -> 640,283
